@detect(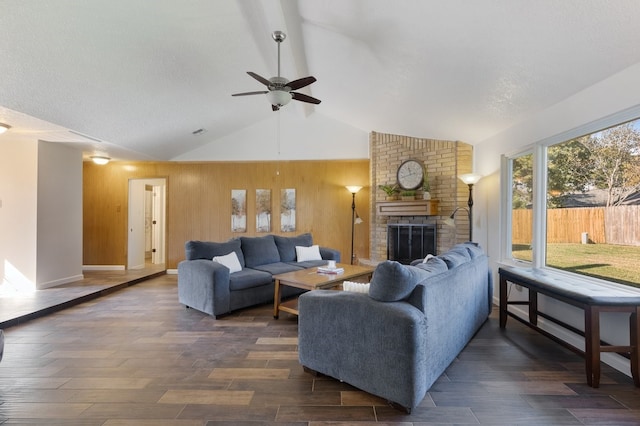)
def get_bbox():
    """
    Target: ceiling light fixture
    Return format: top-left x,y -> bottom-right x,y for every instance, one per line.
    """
90,155 -> 111,165
266,90 -> 292,108
0,123 -> 11,134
